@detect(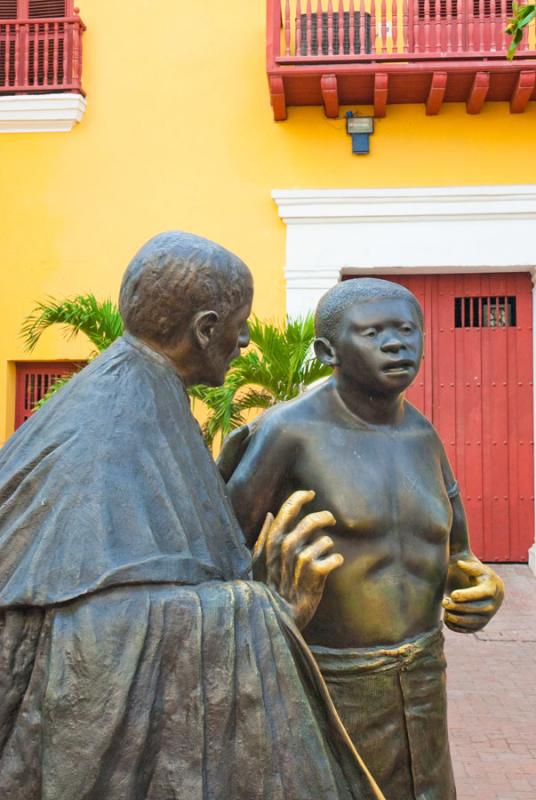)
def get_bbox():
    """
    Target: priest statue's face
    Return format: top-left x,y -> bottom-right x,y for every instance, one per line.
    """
119,231 -> 254,388
197,290 -> 253,387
